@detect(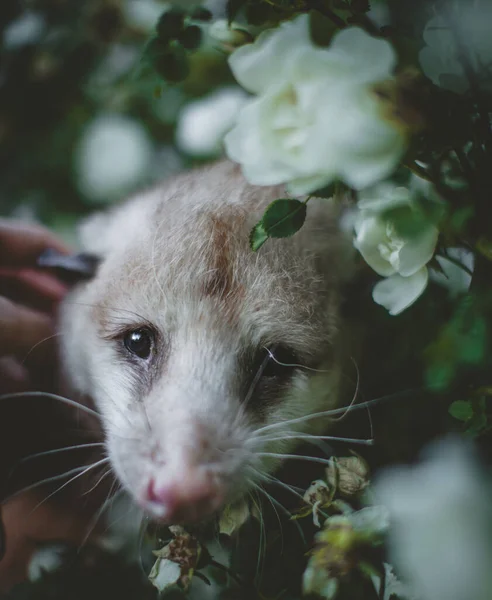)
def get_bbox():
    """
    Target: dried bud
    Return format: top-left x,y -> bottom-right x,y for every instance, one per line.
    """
325,454 -> 370,498
149,526 -> 202,592
304,479 -> 334,506
298,479 -> 335,527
